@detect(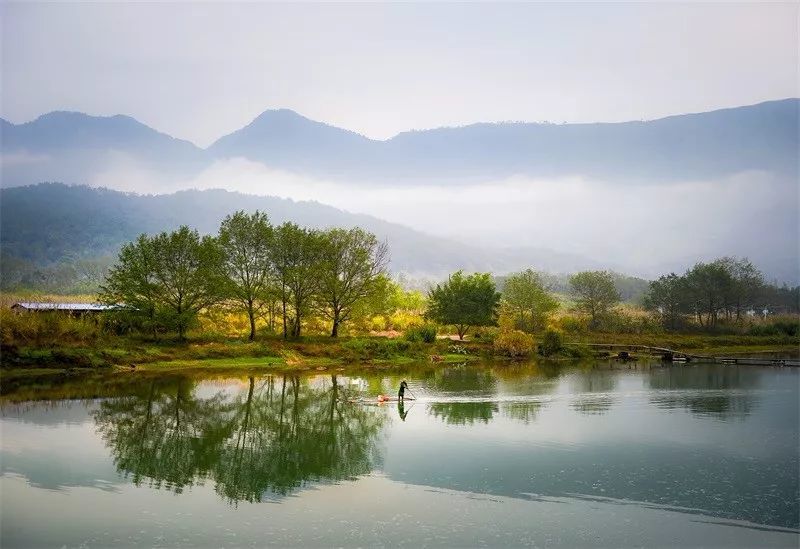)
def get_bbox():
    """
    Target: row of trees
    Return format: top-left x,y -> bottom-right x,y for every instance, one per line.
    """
100,213 -> 795,341
642,257 -> 796,329
426,269 -> 621,338
101,212 -> 388,340
428,261 -> 797,337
